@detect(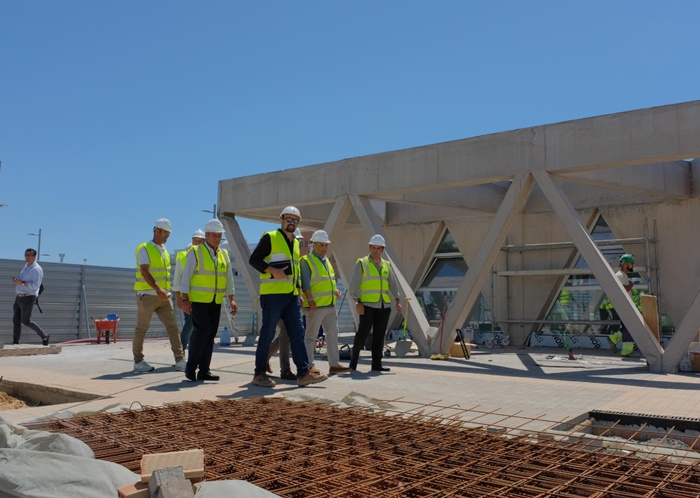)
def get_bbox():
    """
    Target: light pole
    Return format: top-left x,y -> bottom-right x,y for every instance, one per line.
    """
201,203 -> 217,219
28,228 -> 42,260
58,253 -> 66,263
